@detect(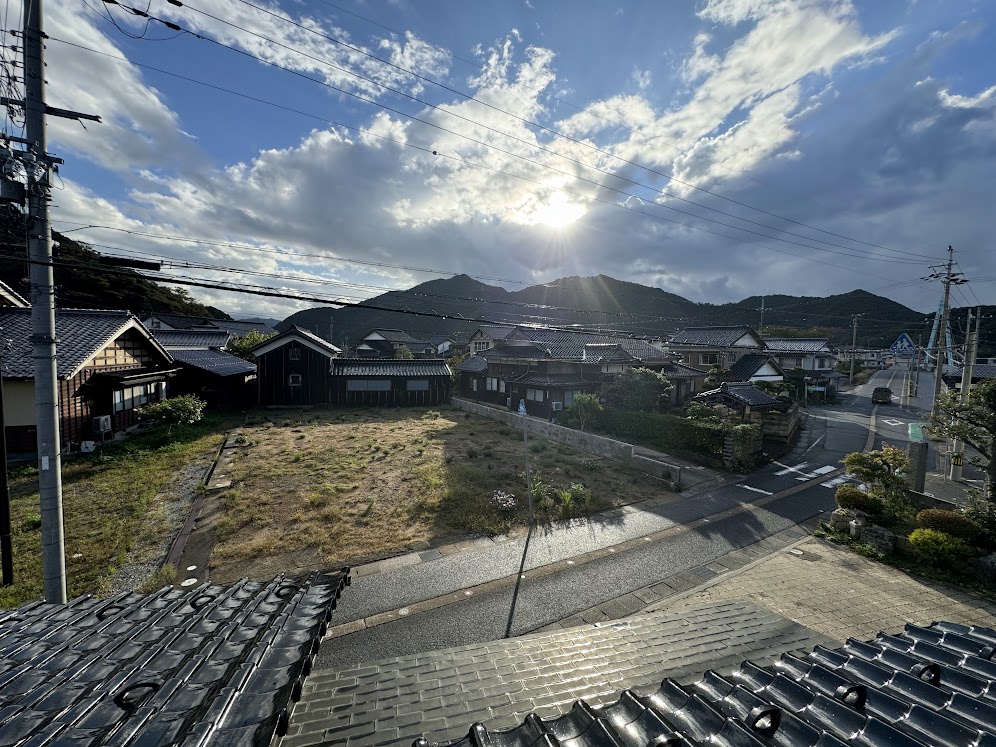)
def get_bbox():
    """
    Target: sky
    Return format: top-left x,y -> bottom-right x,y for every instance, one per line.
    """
8,0 -> 996,322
